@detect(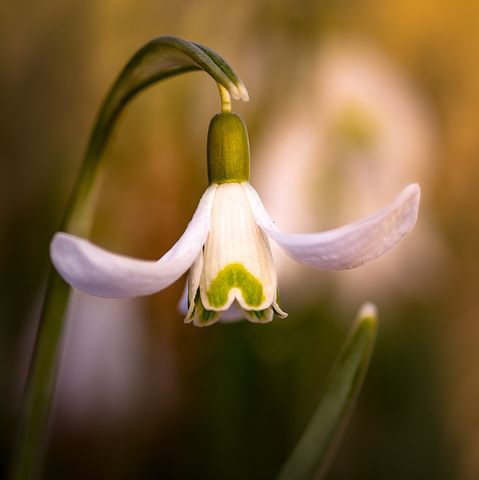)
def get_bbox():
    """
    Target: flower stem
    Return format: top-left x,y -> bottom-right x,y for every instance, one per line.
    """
10,269 -> 70,480
218,83 -> 232,112
9,35 -> 248,480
